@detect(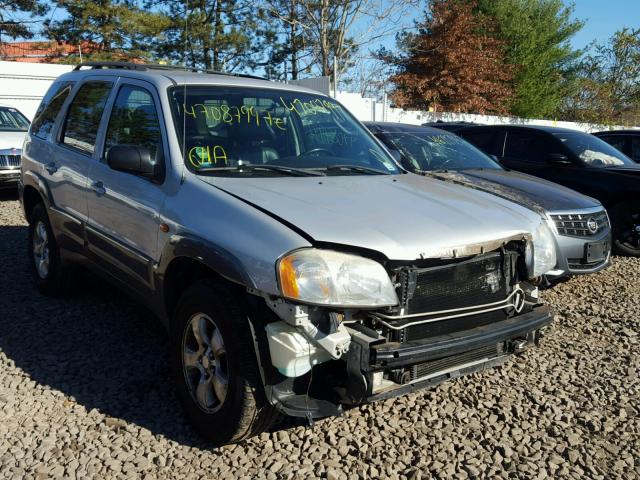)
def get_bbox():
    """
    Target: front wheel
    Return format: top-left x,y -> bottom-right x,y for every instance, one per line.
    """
611,203 -> 640,257
170,280 -> 278,445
